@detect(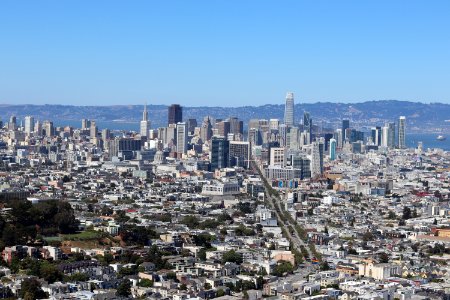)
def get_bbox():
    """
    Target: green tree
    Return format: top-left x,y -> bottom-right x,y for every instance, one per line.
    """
320,261 -> 330,271
40,262 -> 63,283
138,278 -> 153,287
402,207 -> 412,220
19,278 -> 47,299
116,279 -> 131,297
198,249 -> 207,261
272,261 -> 294,277
378,252 -> 389,263
181,215 -> 200,228
222,250 -> 243,264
